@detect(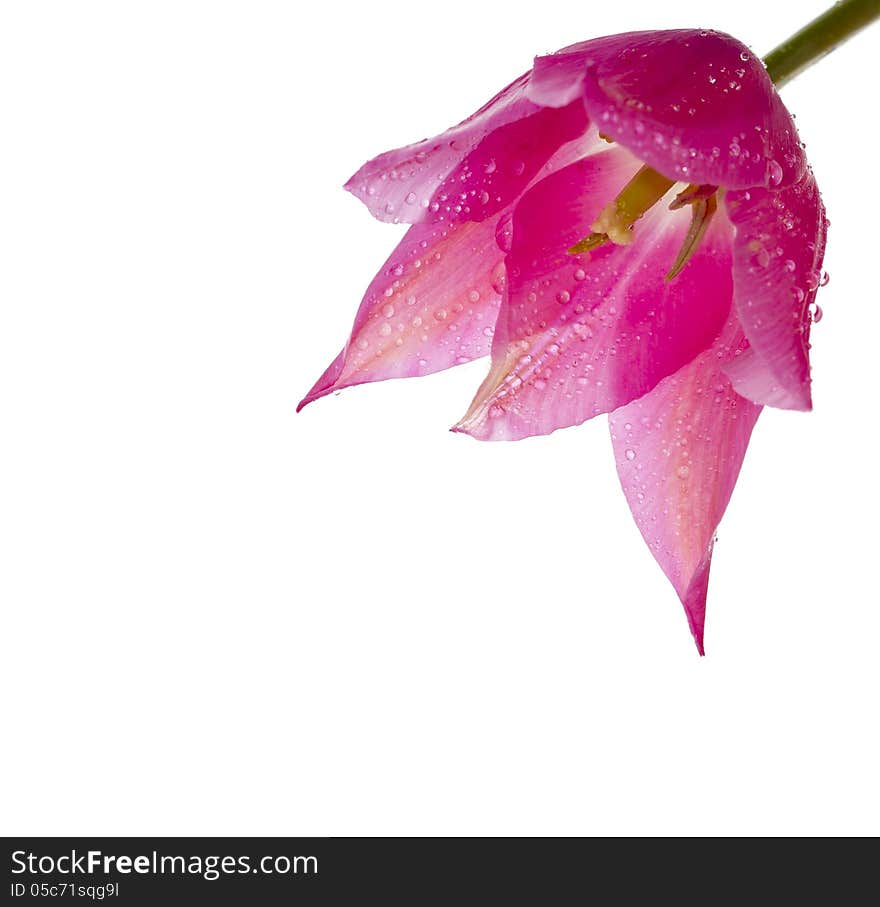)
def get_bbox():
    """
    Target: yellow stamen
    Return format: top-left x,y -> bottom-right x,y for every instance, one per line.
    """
665,193 -> 718,281
669,182 -> 718,211
568,165 -> 675,254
